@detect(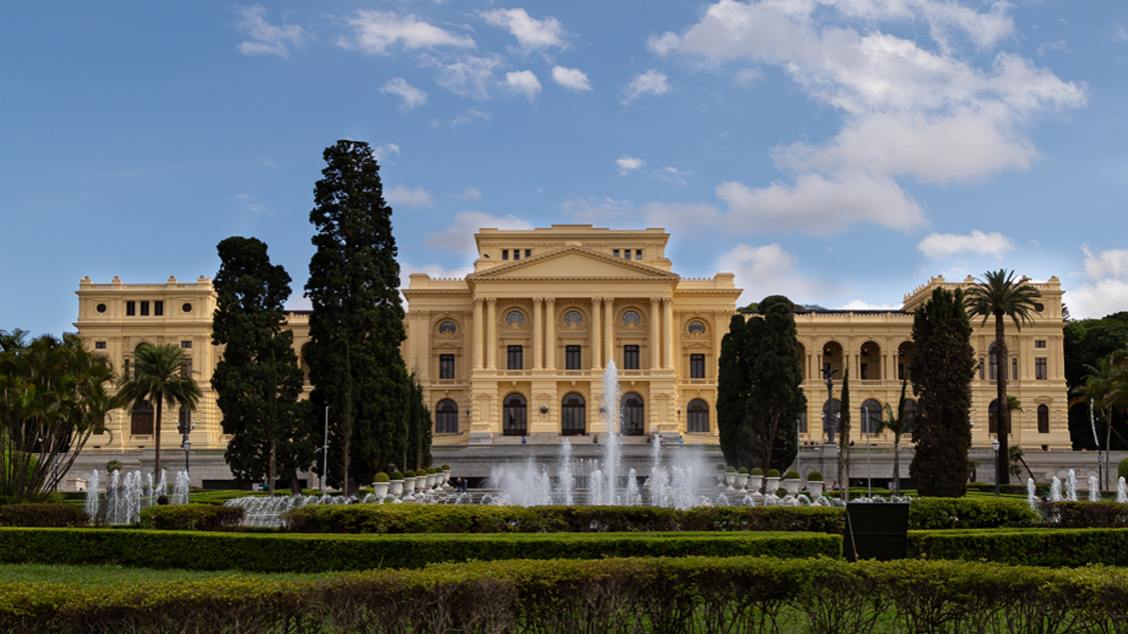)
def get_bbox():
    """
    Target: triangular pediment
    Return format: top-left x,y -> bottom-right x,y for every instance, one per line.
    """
469,247 -> 677,281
